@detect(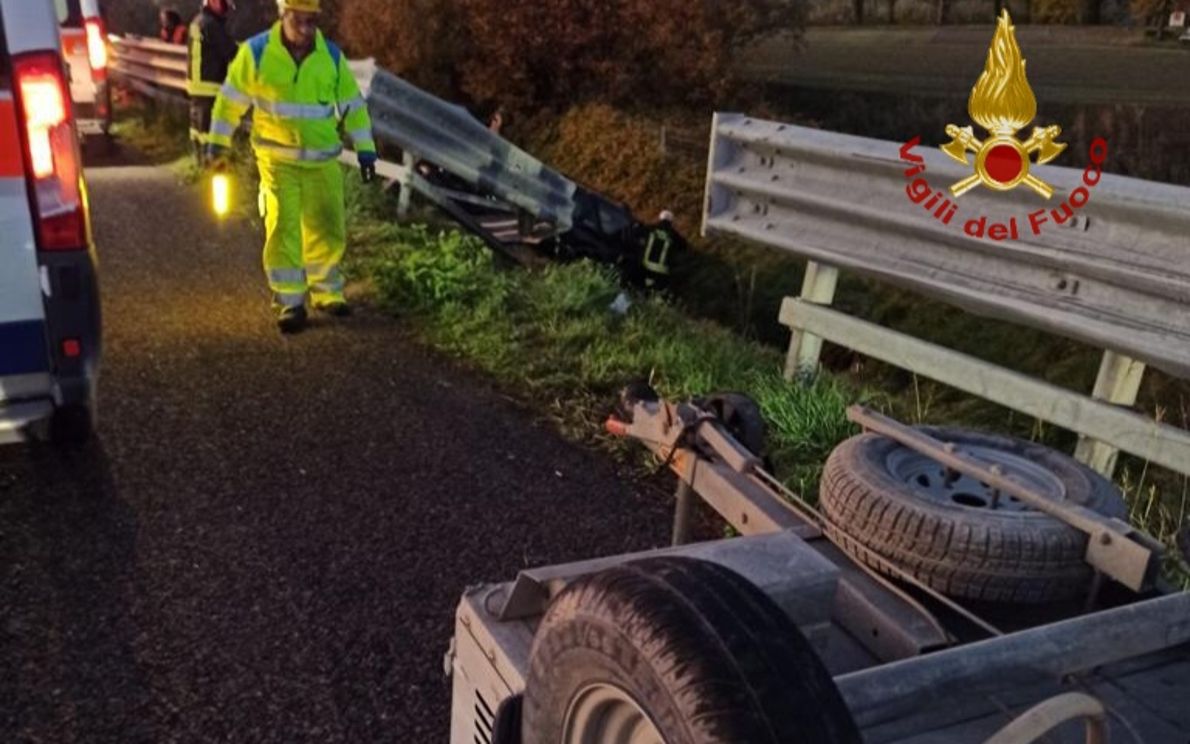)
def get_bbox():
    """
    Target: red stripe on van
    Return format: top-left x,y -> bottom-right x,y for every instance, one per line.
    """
0,98 -> 25,177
